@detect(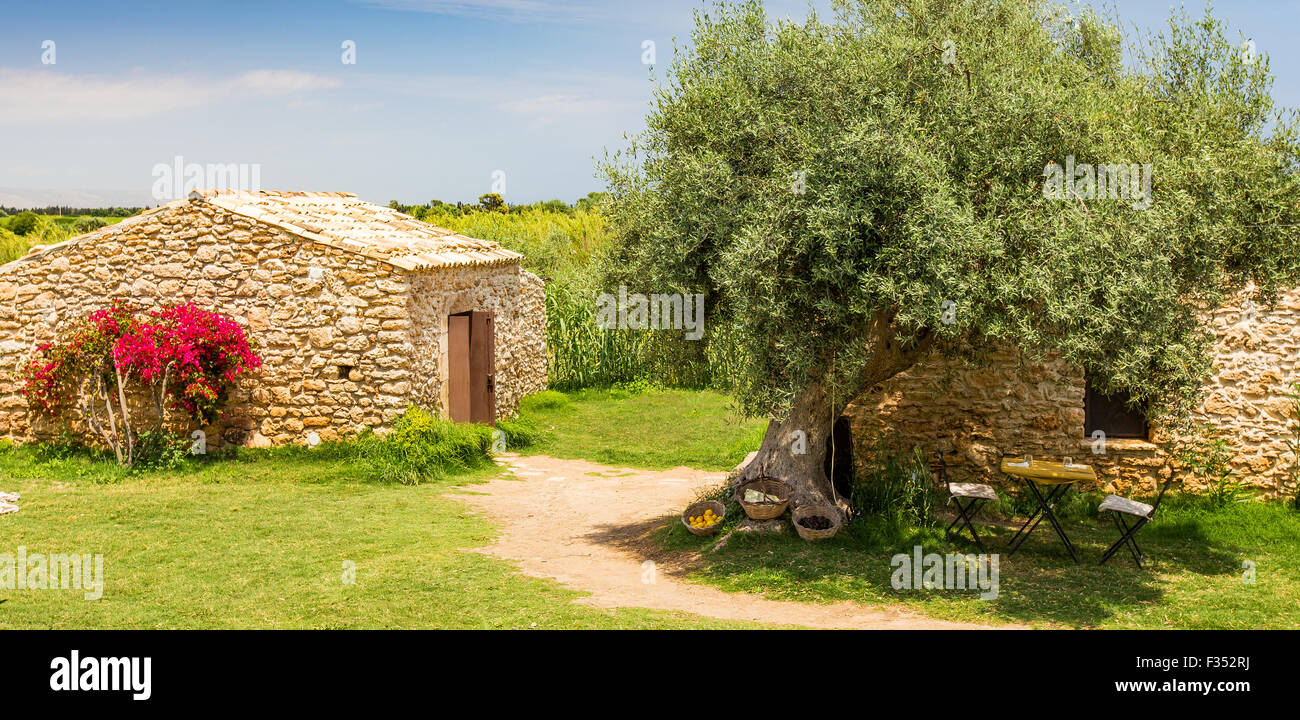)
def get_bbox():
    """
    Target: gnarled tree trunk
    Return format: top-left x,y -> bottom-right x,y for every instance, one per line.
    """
736,379 -> 847,512
733,314 -> 934,520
